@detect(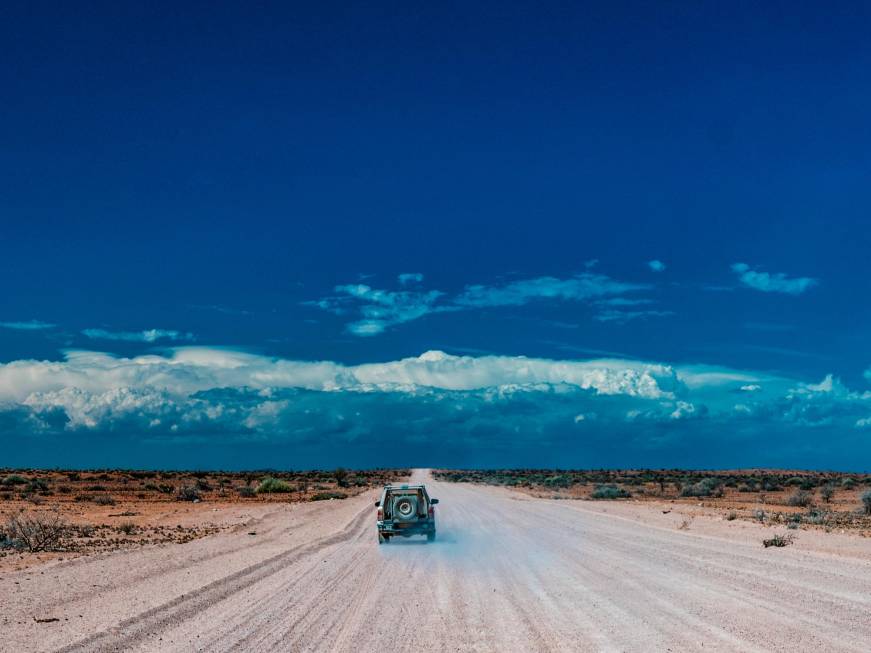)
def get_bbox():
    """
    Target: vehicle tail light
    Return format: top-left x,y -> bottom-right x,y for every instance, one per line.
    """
377,507 -> 383,520
428,506 -> 434,517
